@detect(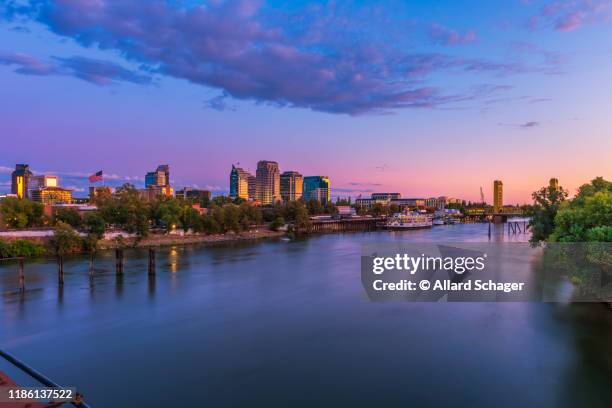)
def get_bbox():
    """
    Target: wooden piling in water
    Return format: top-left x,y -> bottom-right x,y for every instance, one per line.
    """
58,256 -> 64,285
18,258 -> 25,292
116,249 -> 124,275
89,253 -> 94,276
148,248 -> 156,275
